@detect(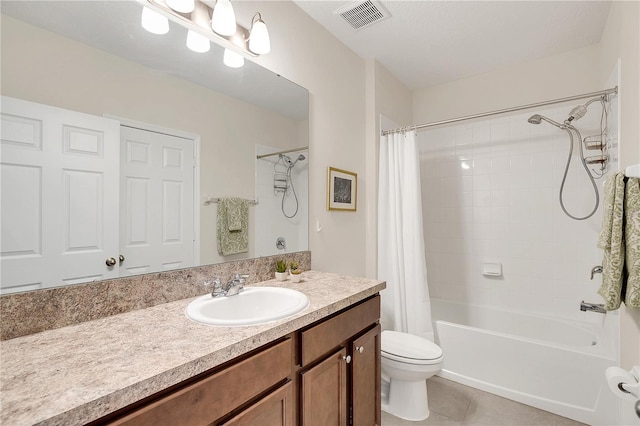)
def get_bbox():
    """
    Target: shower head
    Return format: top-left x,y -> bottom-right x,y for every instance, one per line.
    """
281,153 -> 306,168
565,96 -> 603,124
565,105 -> 587,123
527,114 -> 565,129
280,154 -> 293,166
291,154 -> 306,167
528,114 -> 542,125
